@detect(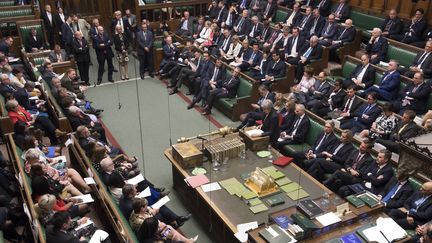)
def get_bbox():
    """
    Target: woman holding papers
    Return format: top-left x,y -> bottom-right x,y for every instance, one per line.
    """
93,146 -> 140,179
